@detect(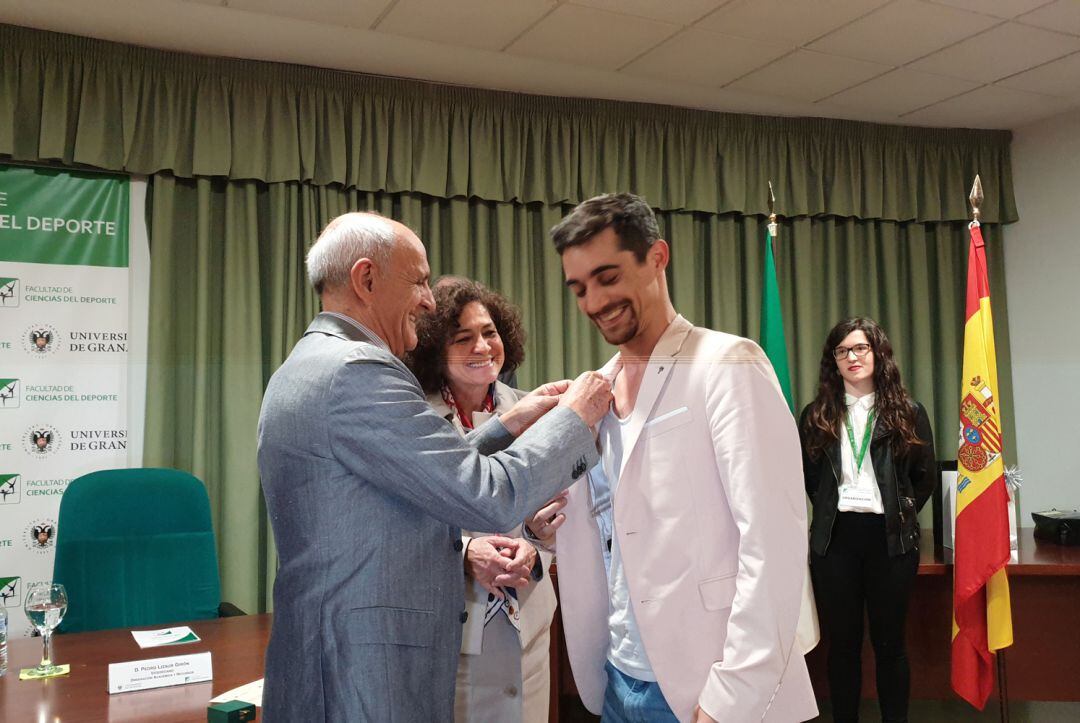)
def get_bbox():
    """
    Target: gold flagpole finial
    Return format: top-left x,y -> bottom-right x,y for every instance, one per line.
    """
767,180 -> 778,237
969,174 -> 983,228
